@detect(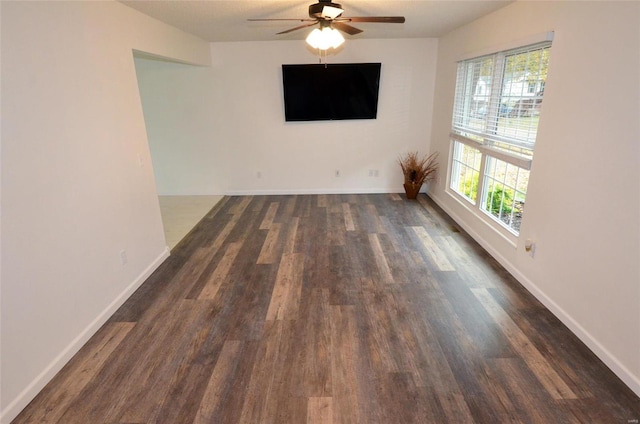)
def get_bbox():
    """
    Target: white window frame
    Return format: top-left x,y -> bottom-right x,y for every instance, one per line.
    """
447,34 -> 553,241
448,138 -> 528,242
